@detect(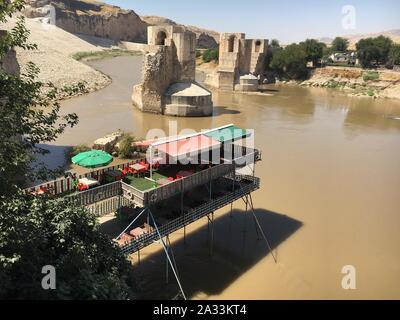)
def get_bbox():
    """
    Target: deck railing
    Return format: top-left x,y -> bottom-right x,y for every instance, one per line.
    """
67,181 -> 122,206
120,174 -> 260,255
24,157 -> 147,196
